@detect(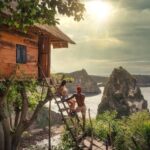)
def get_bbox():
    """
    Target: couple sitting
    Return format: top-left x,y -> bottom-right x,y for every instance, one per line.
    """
58,80 -> 86,129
